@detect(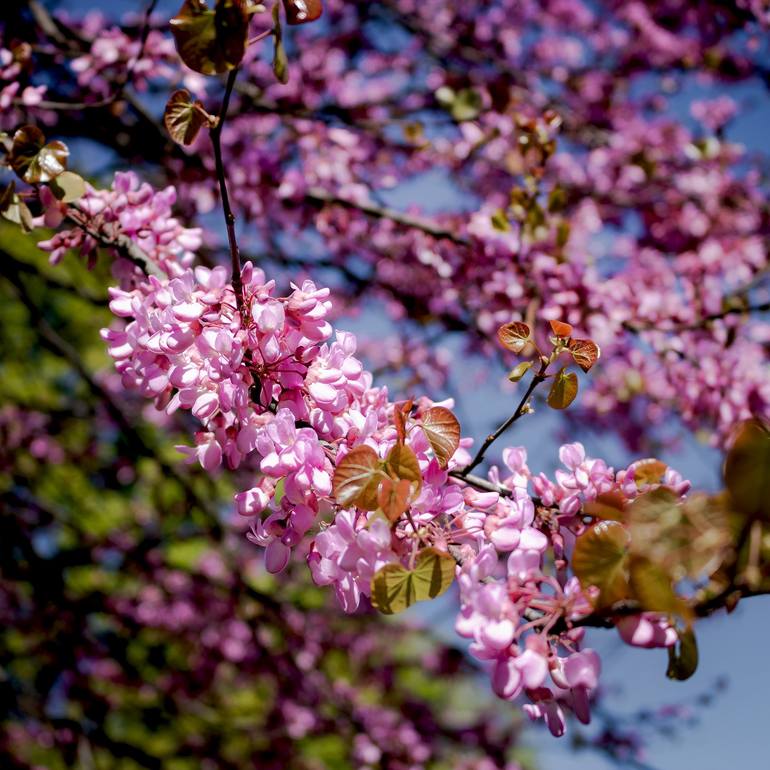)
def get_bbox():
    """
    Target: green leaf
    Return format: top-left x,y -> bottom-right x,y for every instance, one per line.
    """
332,445 -> 382,510
568,337 -> 600,373
582,491 -> 626,521
420,407 -> 461,468
497,321 -> 531,353
272,3 -> 289,83
508,360 -> 533,383
166,538 -> 210,571
370,548 -> 455,614
450,88 -> 483,122
170,0 -> 249,76
724,419 -> 770,521
49,171 -> 86,203
572,520 -> 630,608
384,443 -> 422,496
629,556 -> 689,619
283,0 -> 322,25
546,367 -> 578,410
666,627 -> 698,681
10,125 -> 68,183
164,89 -> 212,145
